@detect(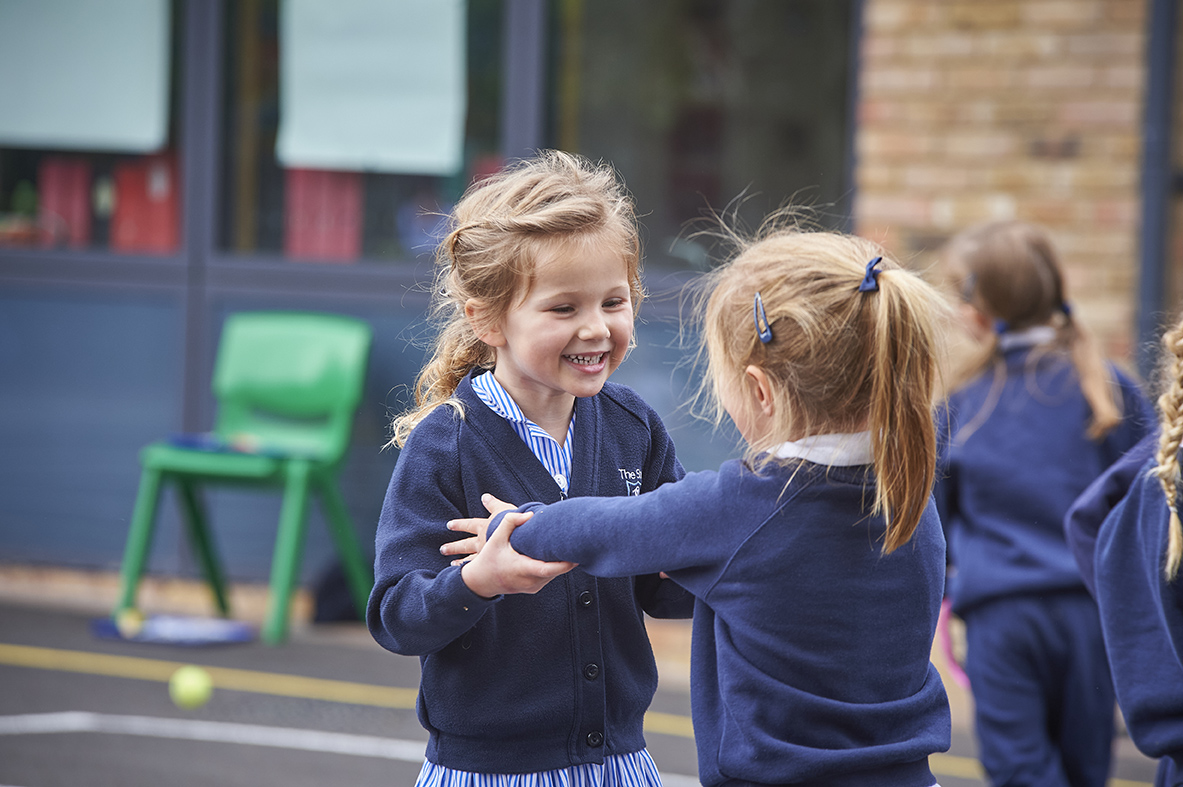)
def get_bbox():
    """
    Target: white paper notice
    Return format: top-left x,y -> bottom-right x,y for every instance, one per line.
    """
0,0 -> 170,152
276,0 -> 467,176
